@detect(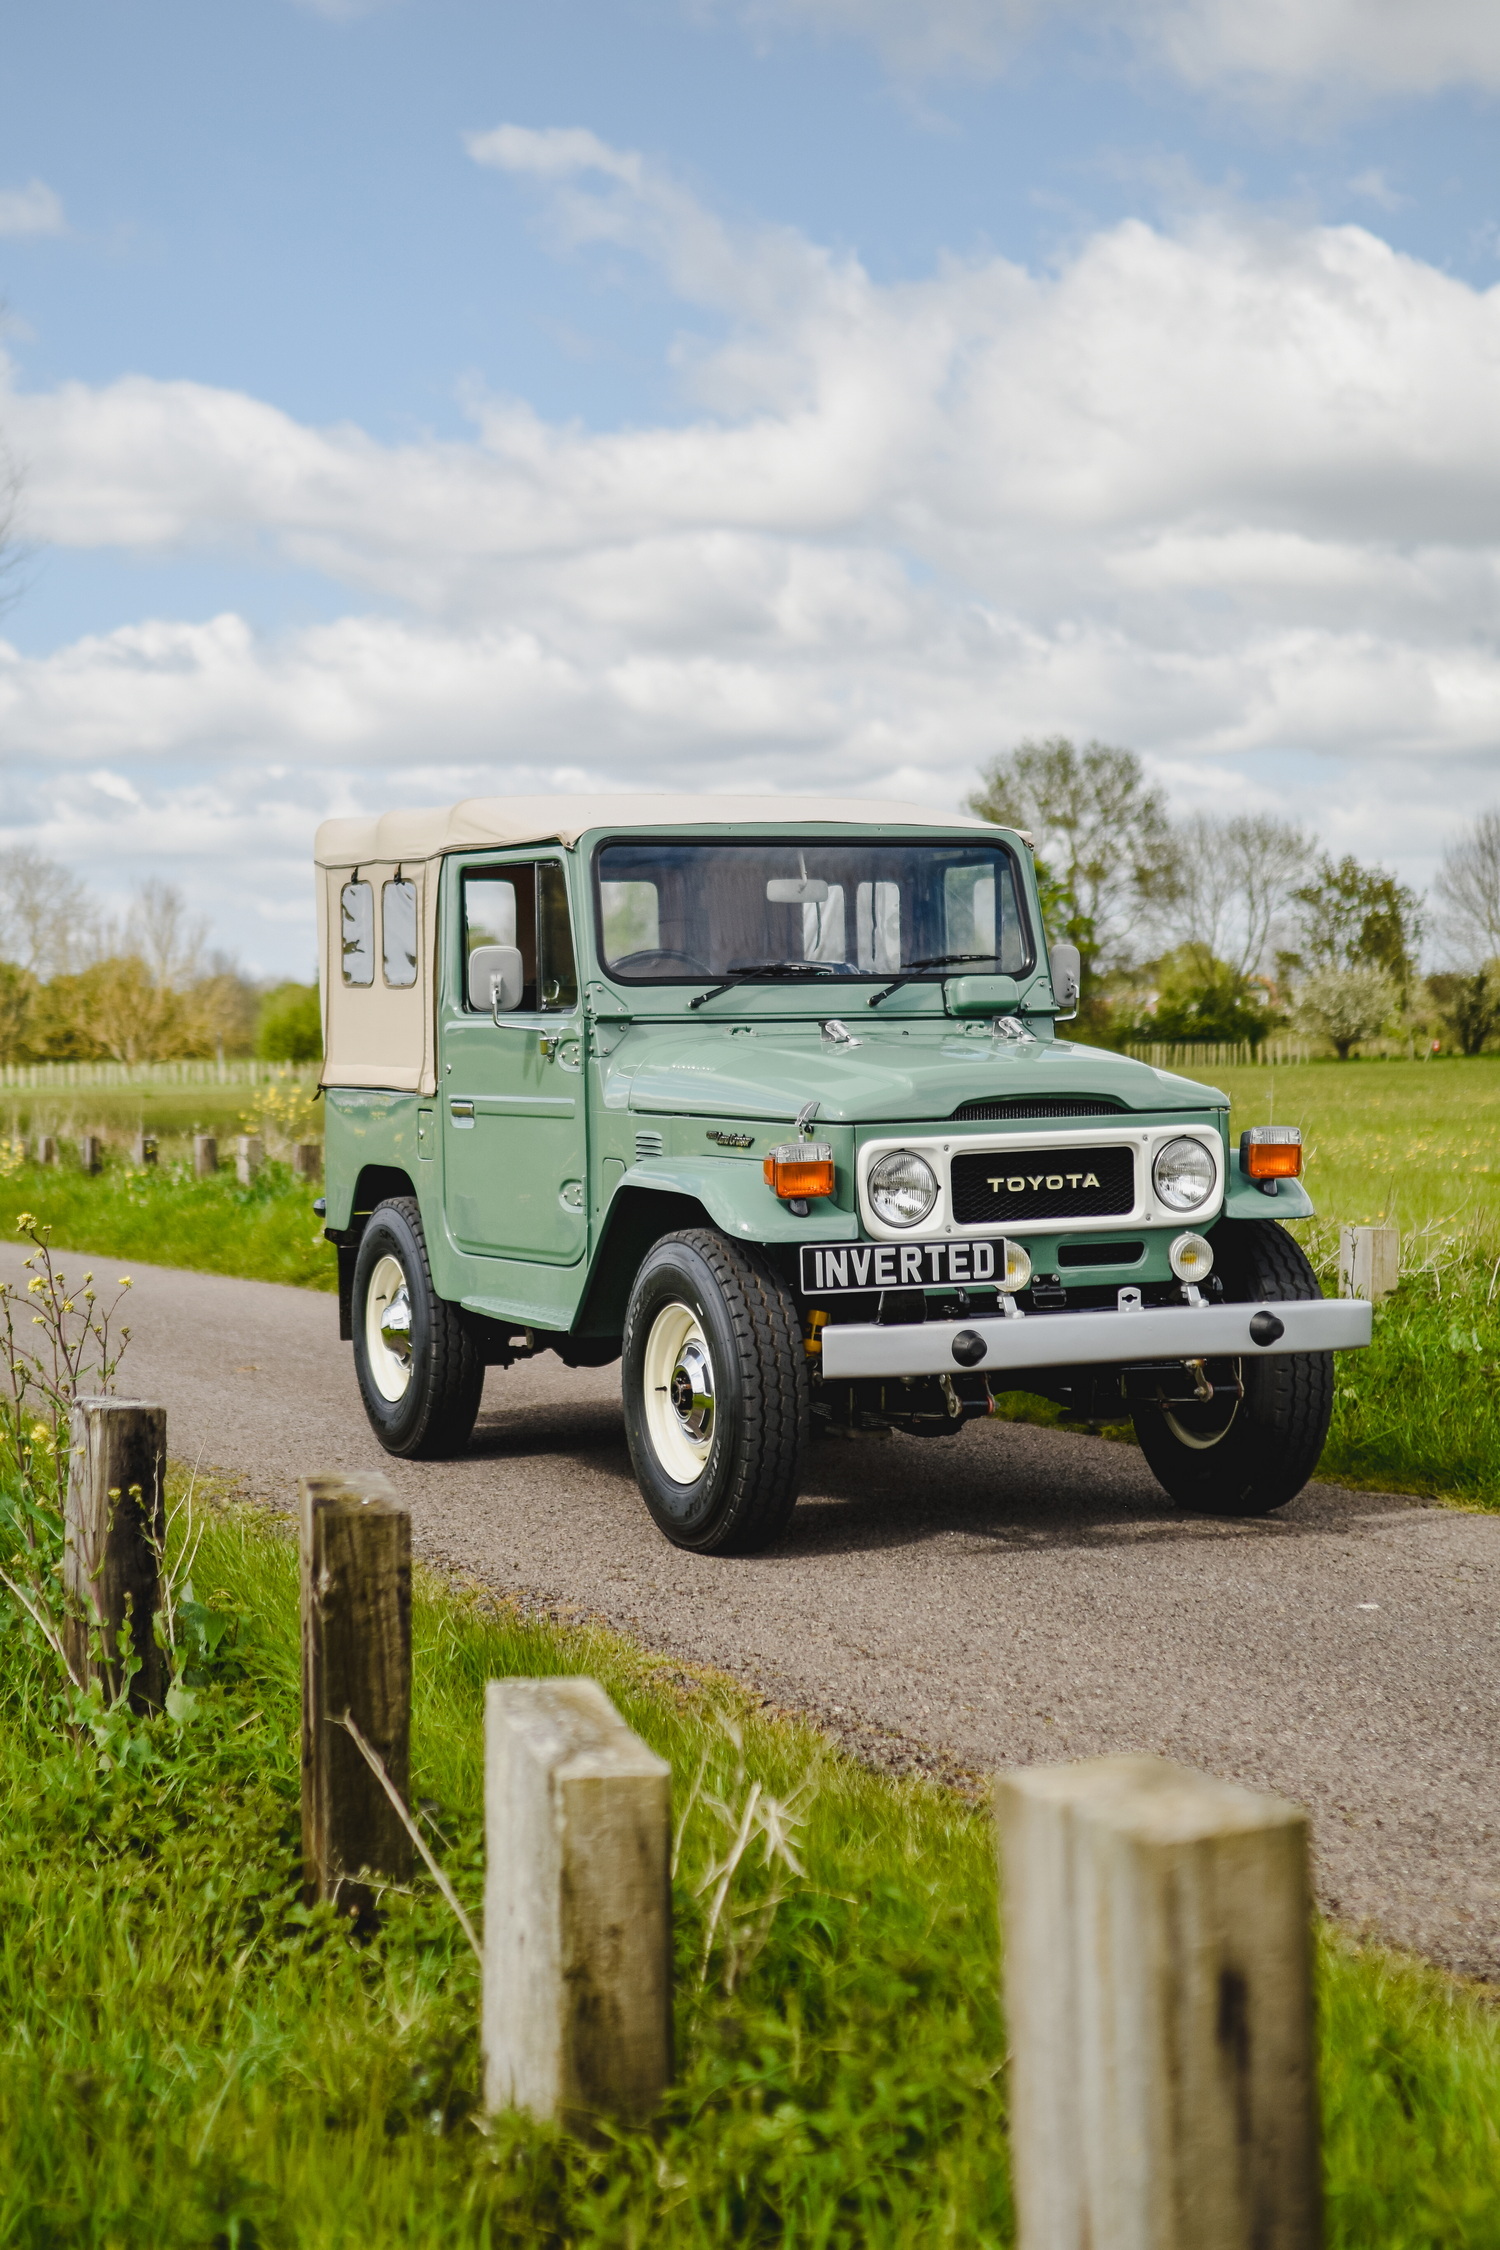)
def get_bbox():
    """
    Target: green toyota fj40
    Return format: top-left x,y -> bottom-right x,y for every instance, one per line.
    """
315,793 -> 1370,1554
